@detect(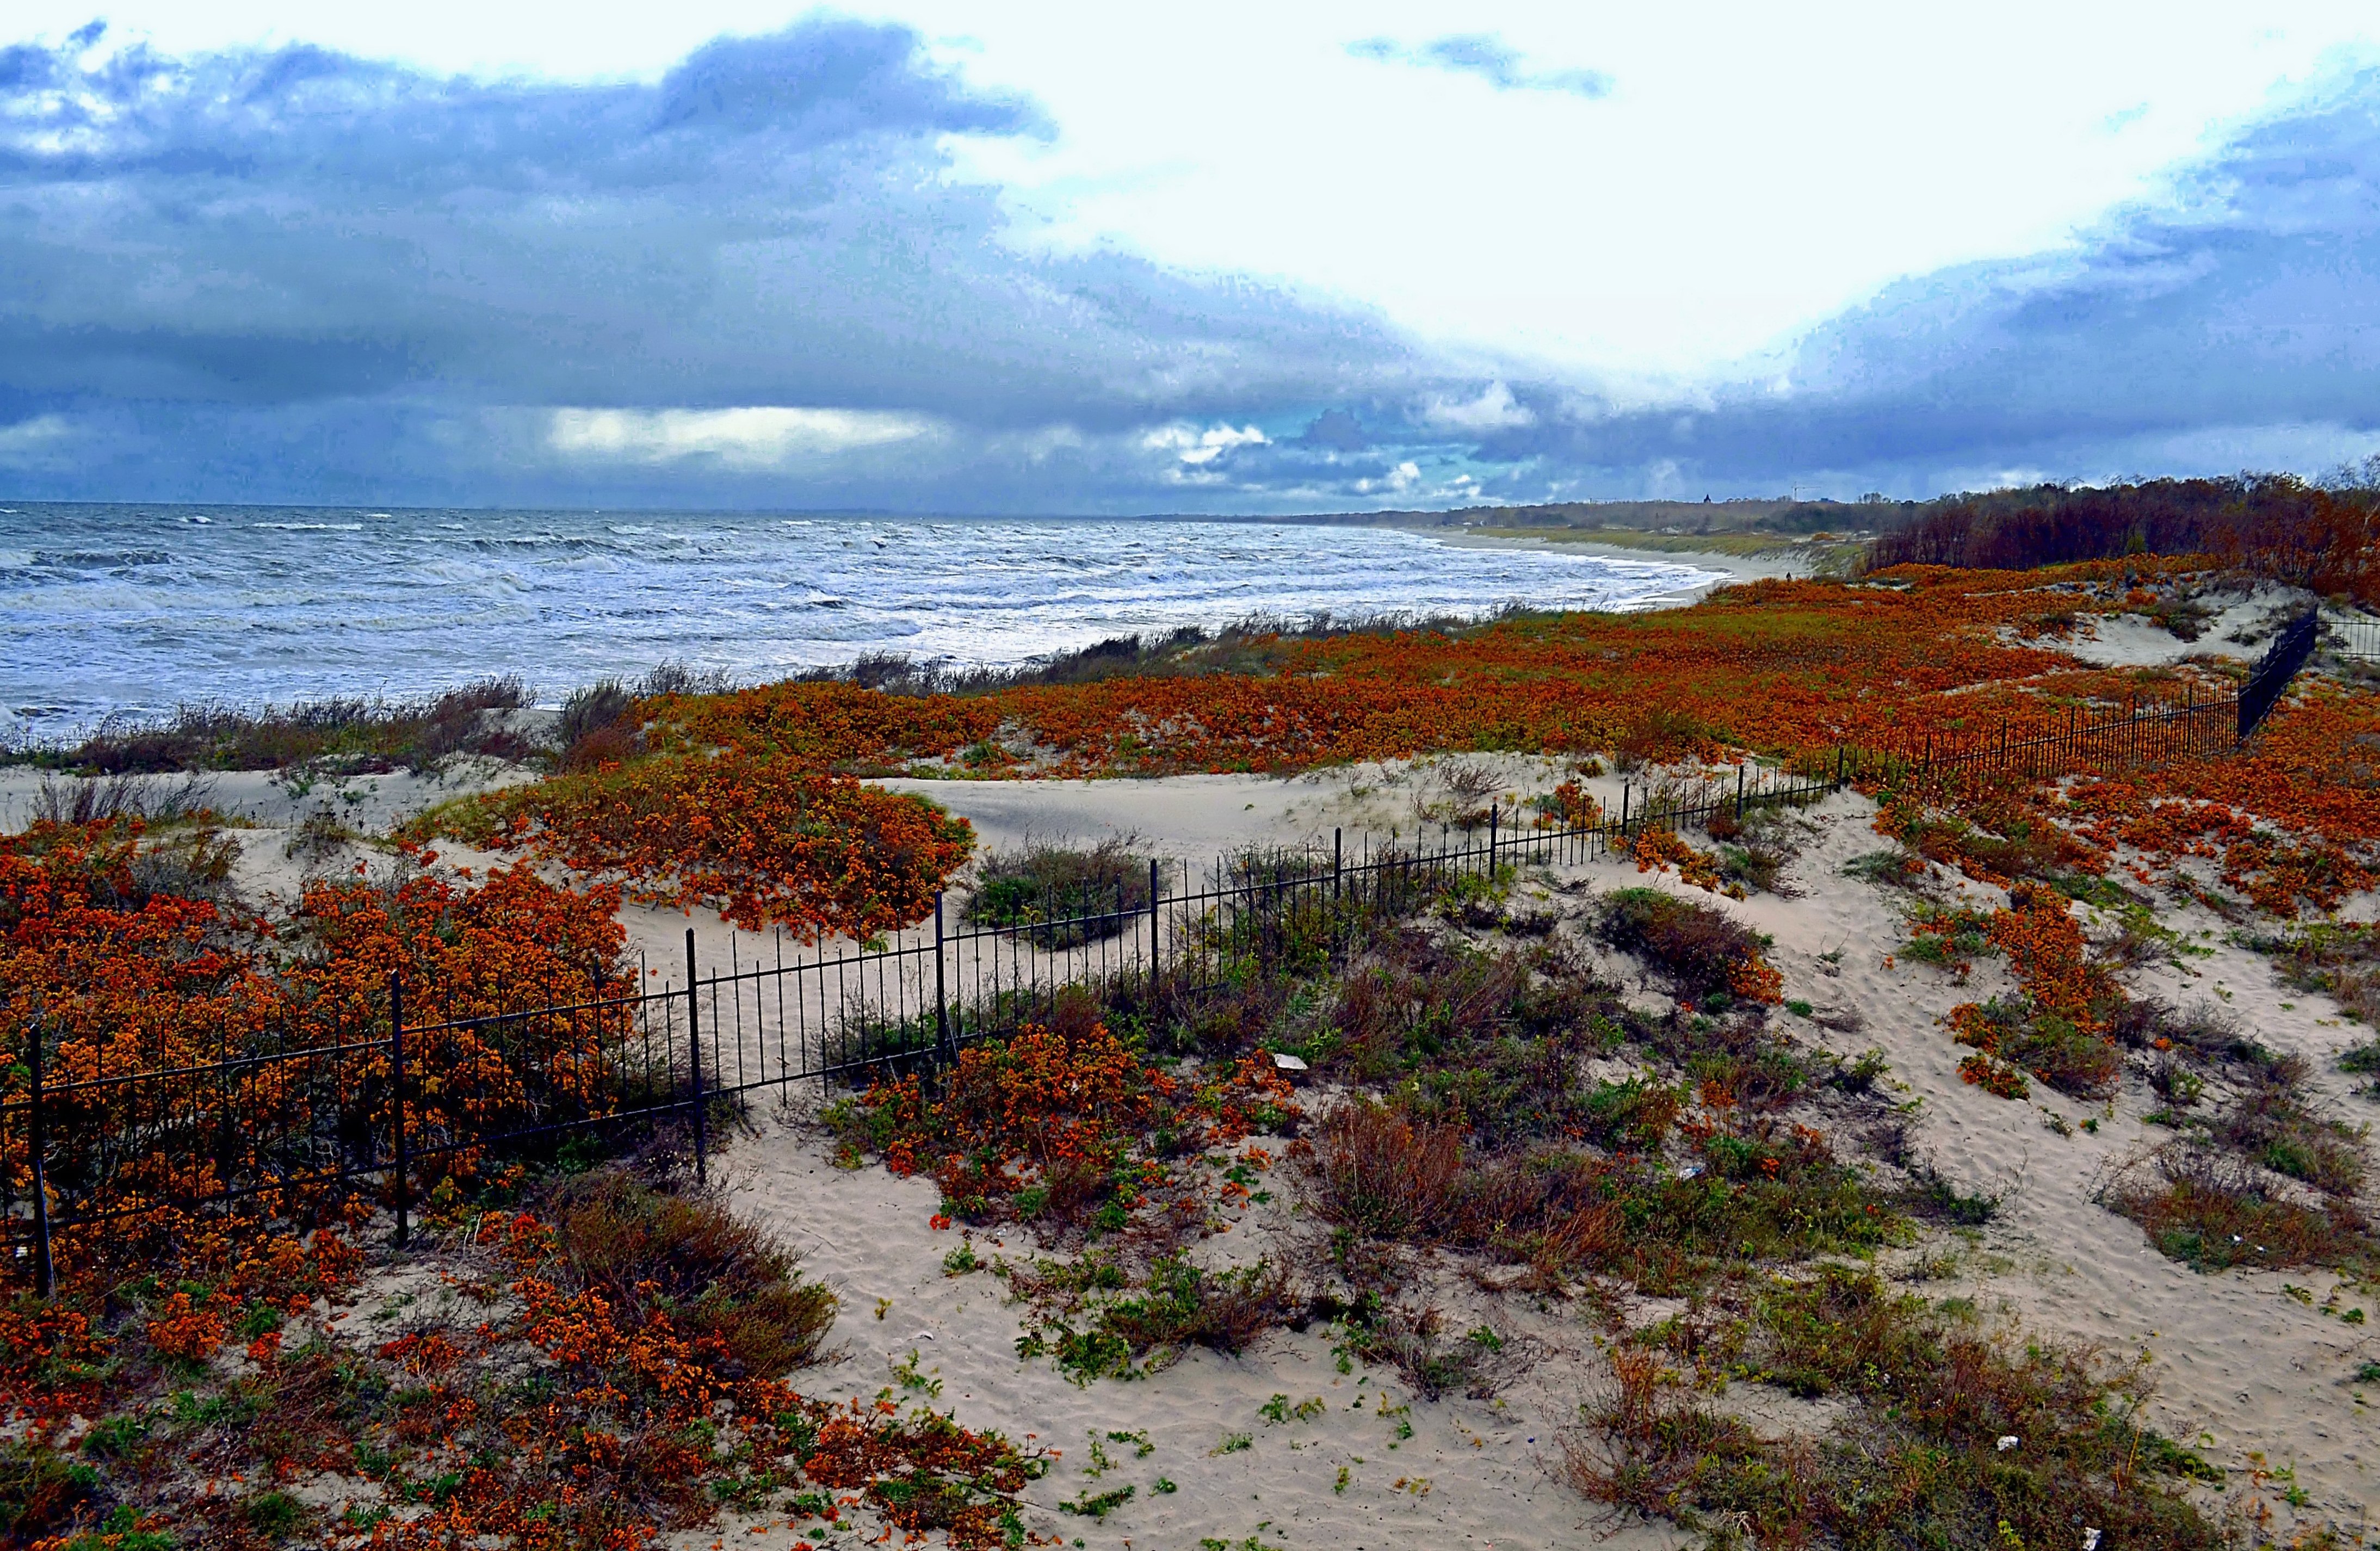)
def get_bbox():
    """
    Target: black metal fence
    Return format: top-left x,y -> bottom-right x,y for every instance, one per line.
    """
4,760 -> 1848,1287
2242,608 -> 2320,737
2333,613 -> 2380,663
1890,691 -> 2238,787
3,619 -> 2332,1288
